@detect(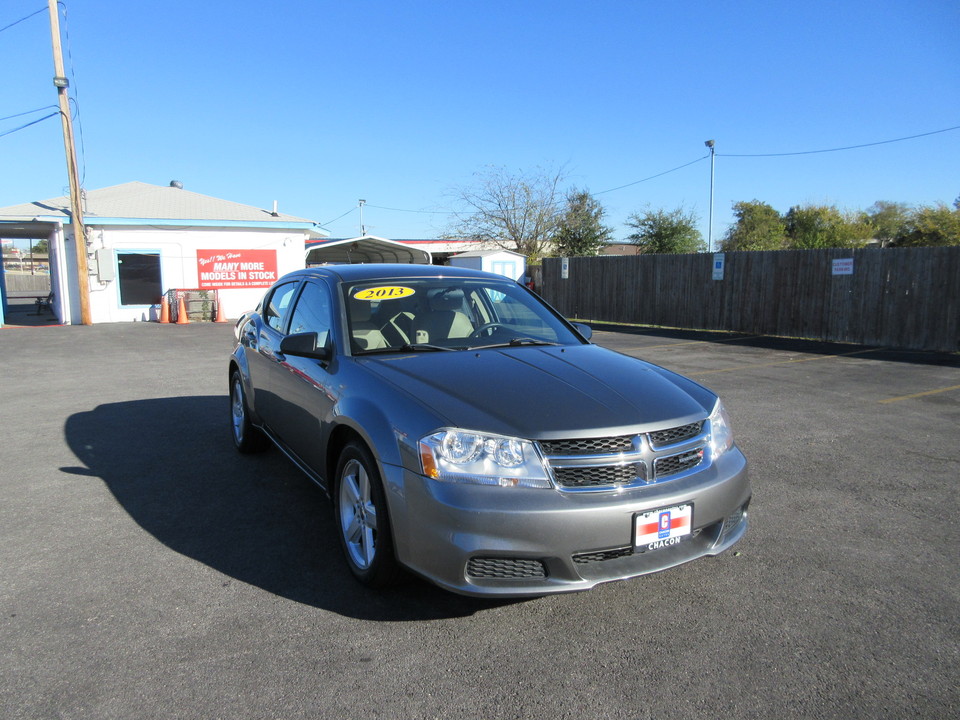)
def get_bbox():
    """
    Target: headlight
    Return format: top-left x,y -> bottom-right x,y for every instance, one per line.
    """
419,429 -> 552,488
708,400 -> 735,457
